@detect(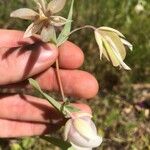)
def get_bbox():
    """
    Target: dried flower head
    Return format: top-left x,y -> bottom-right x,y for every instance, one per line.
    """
94,27 -> 133,70
10,0 -> 68,42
